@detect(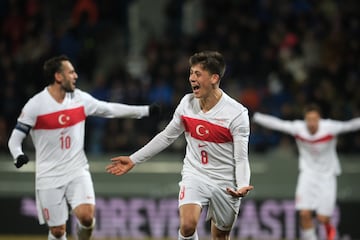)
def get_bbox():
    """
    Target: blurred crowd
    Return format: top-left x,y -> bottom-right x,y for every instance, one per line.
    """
0,0 -> 359,155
